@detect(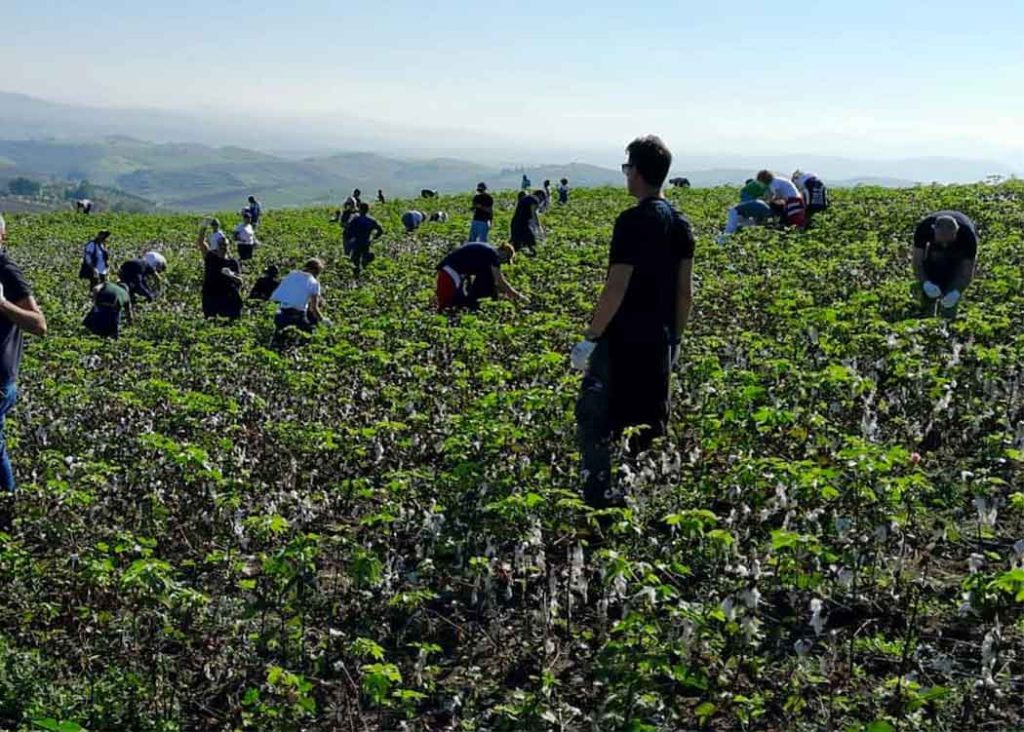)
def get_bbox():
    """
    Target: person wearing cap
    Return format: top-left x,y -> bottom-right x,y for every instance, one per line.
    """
345,202 -> 385,276
719,179 -> 772,241
118,251 -> 166,304
246,196 -> 262,228
402,210 -> 426,233
0,214 -> 47,527
571,136 -> 695,510
913,211 -> 978,317
83,275 -> 132,338
196,225 -> 243,320
469,183 -> 494,242
249,265 -> 280,301
79,230 -> 112,287
271,259 -> 325,336
792,170 -> 829,218
234,210 -> 258,261
558,178 -> 570,205
377,189 -> 386,205
510,190 -> 542,255
435,242 -> 526,312
756,170 -> 807,229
